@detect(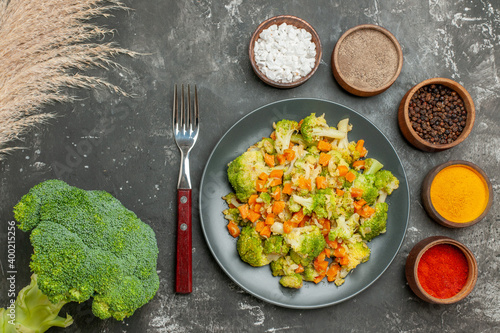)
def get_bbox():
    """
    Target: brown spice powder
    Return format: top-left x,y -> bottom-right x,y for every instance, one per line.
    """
337,29 -> 399,90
